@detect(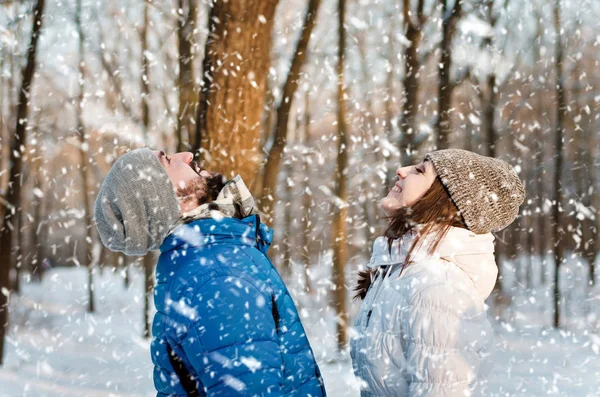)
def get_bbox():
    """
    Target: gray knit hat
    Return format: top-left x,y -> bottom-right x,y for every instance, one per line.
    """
93,148 -> 181,256
424,149 -> 525,234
